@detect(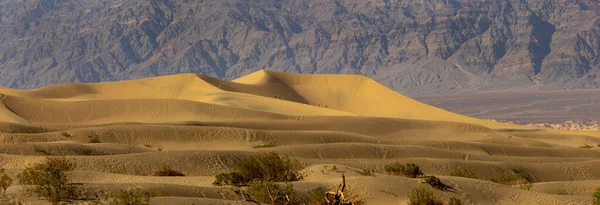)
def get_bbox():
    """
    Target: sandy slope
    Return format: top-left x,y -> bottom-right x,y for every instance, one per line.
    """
0,70 -> 598,204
